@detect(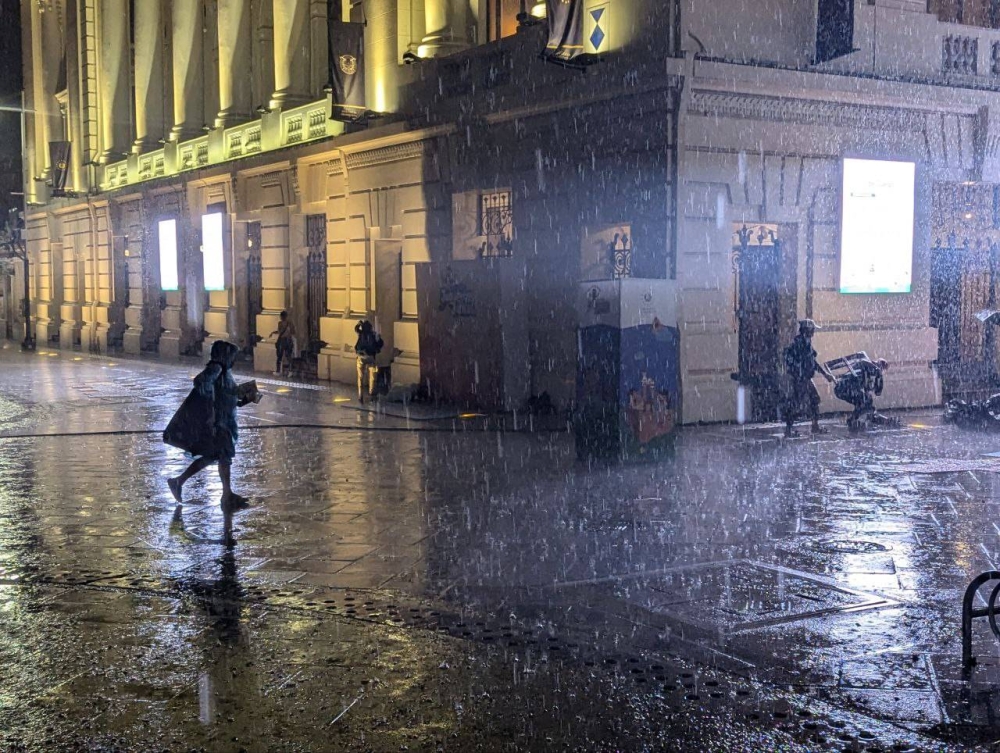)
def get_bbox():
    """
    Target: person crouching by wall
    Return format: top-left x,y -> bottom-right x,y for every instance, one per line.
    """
834,355 -> 891,431
354,320 -> 384,404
